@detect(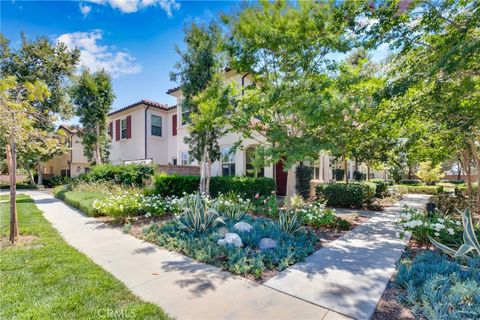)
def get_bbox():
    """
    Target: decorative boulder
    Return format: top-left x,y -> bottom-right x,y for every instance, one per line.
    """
233,222 -> 253,233
217,233 -> 243,248
259,238 -> 277,251
217,226 -> 228,237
